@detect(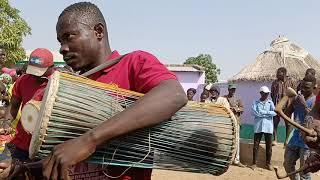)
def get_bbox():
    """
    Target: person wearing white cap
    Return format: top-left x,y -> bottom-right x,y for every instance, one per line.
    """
251,86 -> 277,171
